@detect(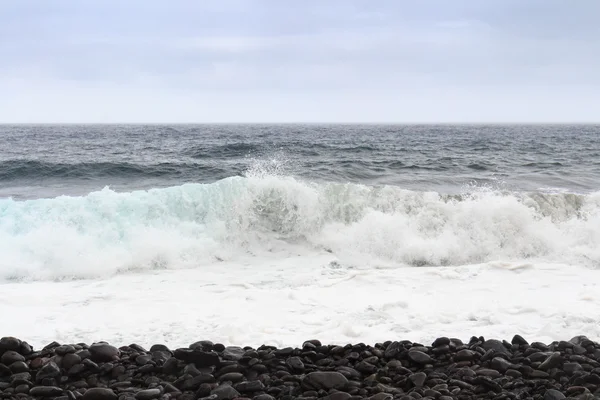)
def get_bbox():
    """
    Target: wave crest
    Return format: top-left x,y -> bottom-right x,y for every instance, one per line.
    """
1,175 -> 599,281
